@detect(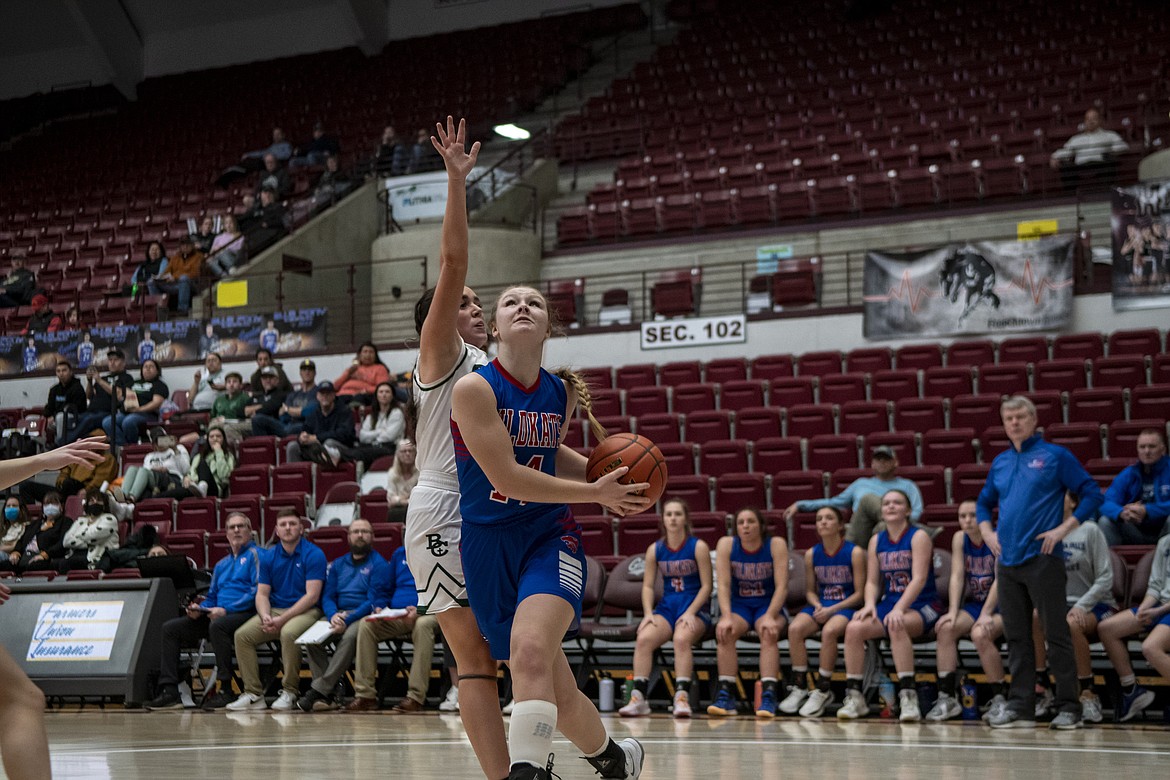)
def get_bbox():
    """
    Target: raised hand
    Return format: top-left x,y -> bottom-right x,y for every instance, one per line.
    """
430,116 -> 481,180
38,438 -> 108,471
